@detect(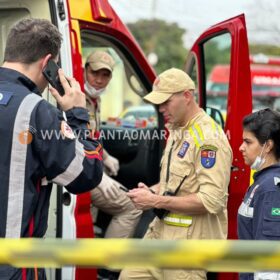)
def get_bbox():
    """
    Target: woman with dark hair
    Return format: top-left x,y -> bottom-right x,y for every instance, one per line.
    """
238,108 -> 280,280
